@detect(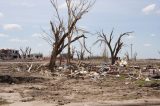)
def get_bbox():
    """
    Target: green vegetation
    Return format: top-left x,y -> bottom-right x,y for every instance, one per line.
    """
118,74 -> 126,81
135,79 -> 160,87
0,98 -> 10,105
